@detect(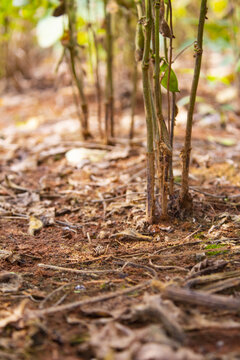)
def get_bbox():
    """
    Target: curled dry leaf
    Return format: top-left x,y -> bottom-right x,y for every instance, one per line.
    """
28,216 -> 43,236
0,250 -> 13,261
89,322 -> 135,359
0,249 -> 21,264
105,147 -> 130,161
189,259 -> 228,277
159,19 -> 173,38
0,272 -> 22,293
134,343 -> 203,360
129,294 -> 184,343
0,300 -> 27,329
